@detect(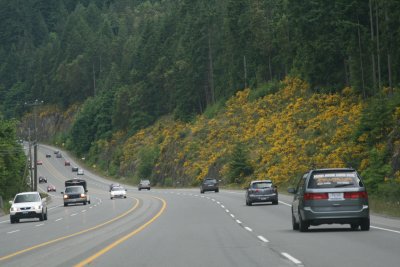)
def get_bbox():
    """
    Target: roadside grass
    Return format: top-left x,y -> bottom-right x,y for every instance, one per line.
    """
369,196 -> 400,218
